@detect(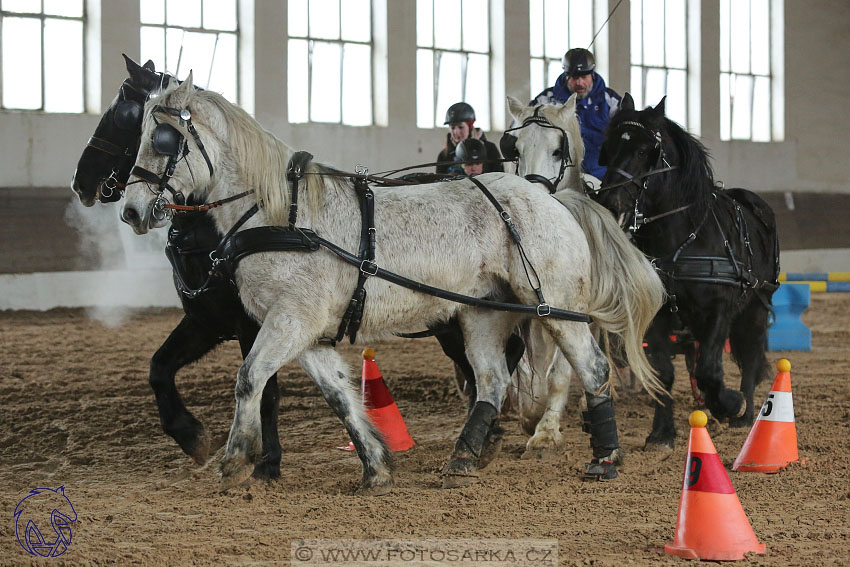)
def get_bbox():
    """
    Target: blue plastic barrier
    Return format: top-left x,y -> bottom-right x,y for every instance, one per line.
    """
767,283 -> 812,351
